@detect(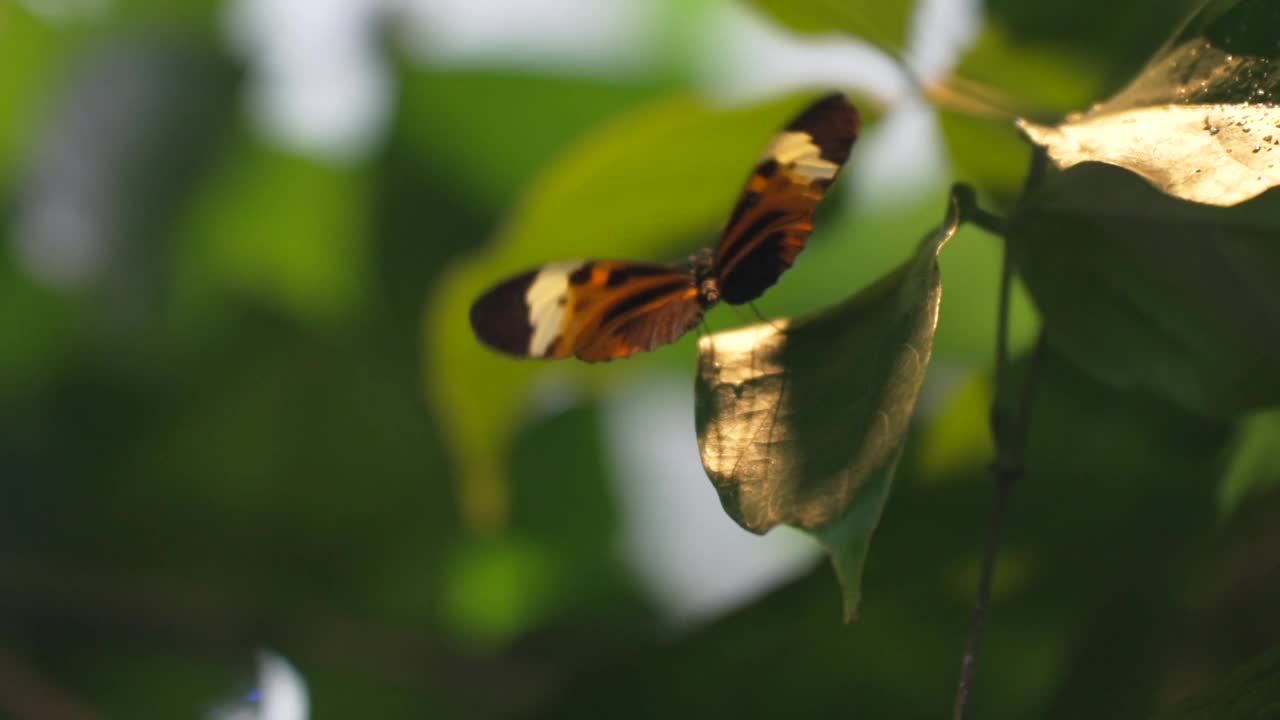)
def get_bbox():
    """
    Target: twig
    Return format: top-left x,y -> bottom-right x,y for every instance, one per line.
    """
949,195 -> 1046,720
